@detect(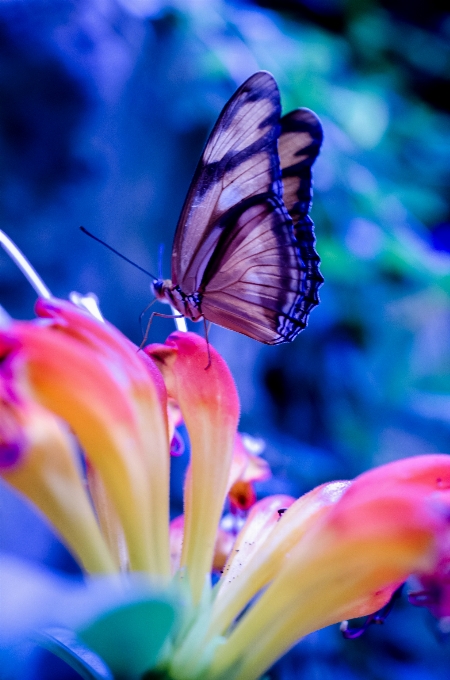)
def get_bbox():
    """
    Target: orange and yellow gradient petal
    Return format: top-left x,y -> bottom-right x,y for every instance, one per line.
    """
0,387 -> 116,574
0,299 -> 171,577
147,332 -> 240,603
208,482 -> 348,639
35,298 -> 171,577
209,455 -> 450,680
